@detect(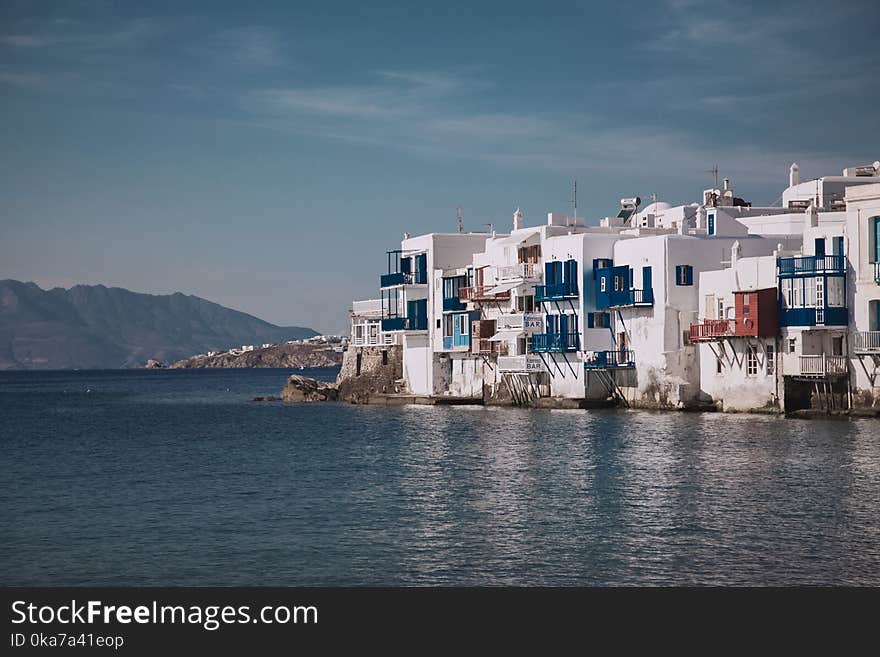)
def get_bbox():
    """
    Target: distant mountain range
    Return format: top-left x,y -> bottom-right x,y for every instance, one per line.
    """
0,280 -> 319,369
